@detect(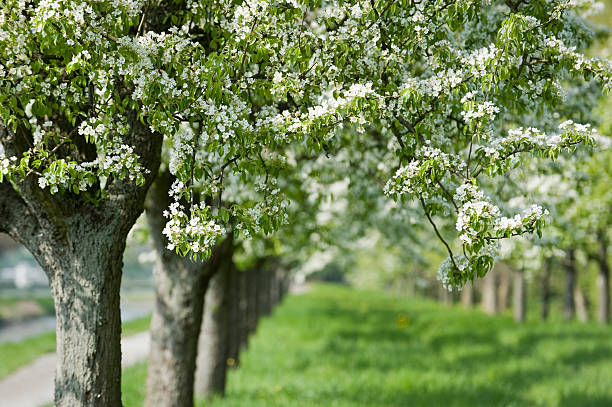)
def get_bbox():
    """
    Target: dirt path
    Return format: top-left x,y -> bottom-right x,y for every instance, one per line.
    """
0,332 -> 150,407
